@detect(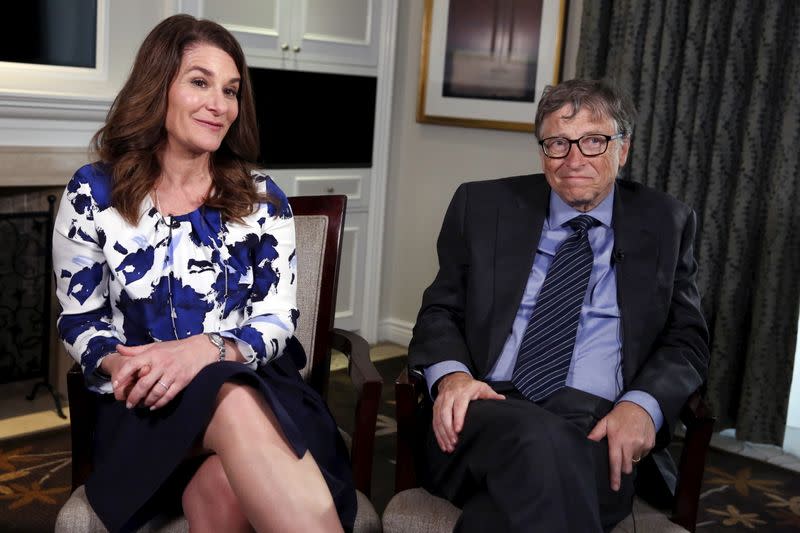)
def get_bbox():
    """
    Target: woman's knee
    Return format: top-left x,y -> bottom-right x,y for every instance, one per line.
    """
183,455 -> 250,531
204,382 -> 288,451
